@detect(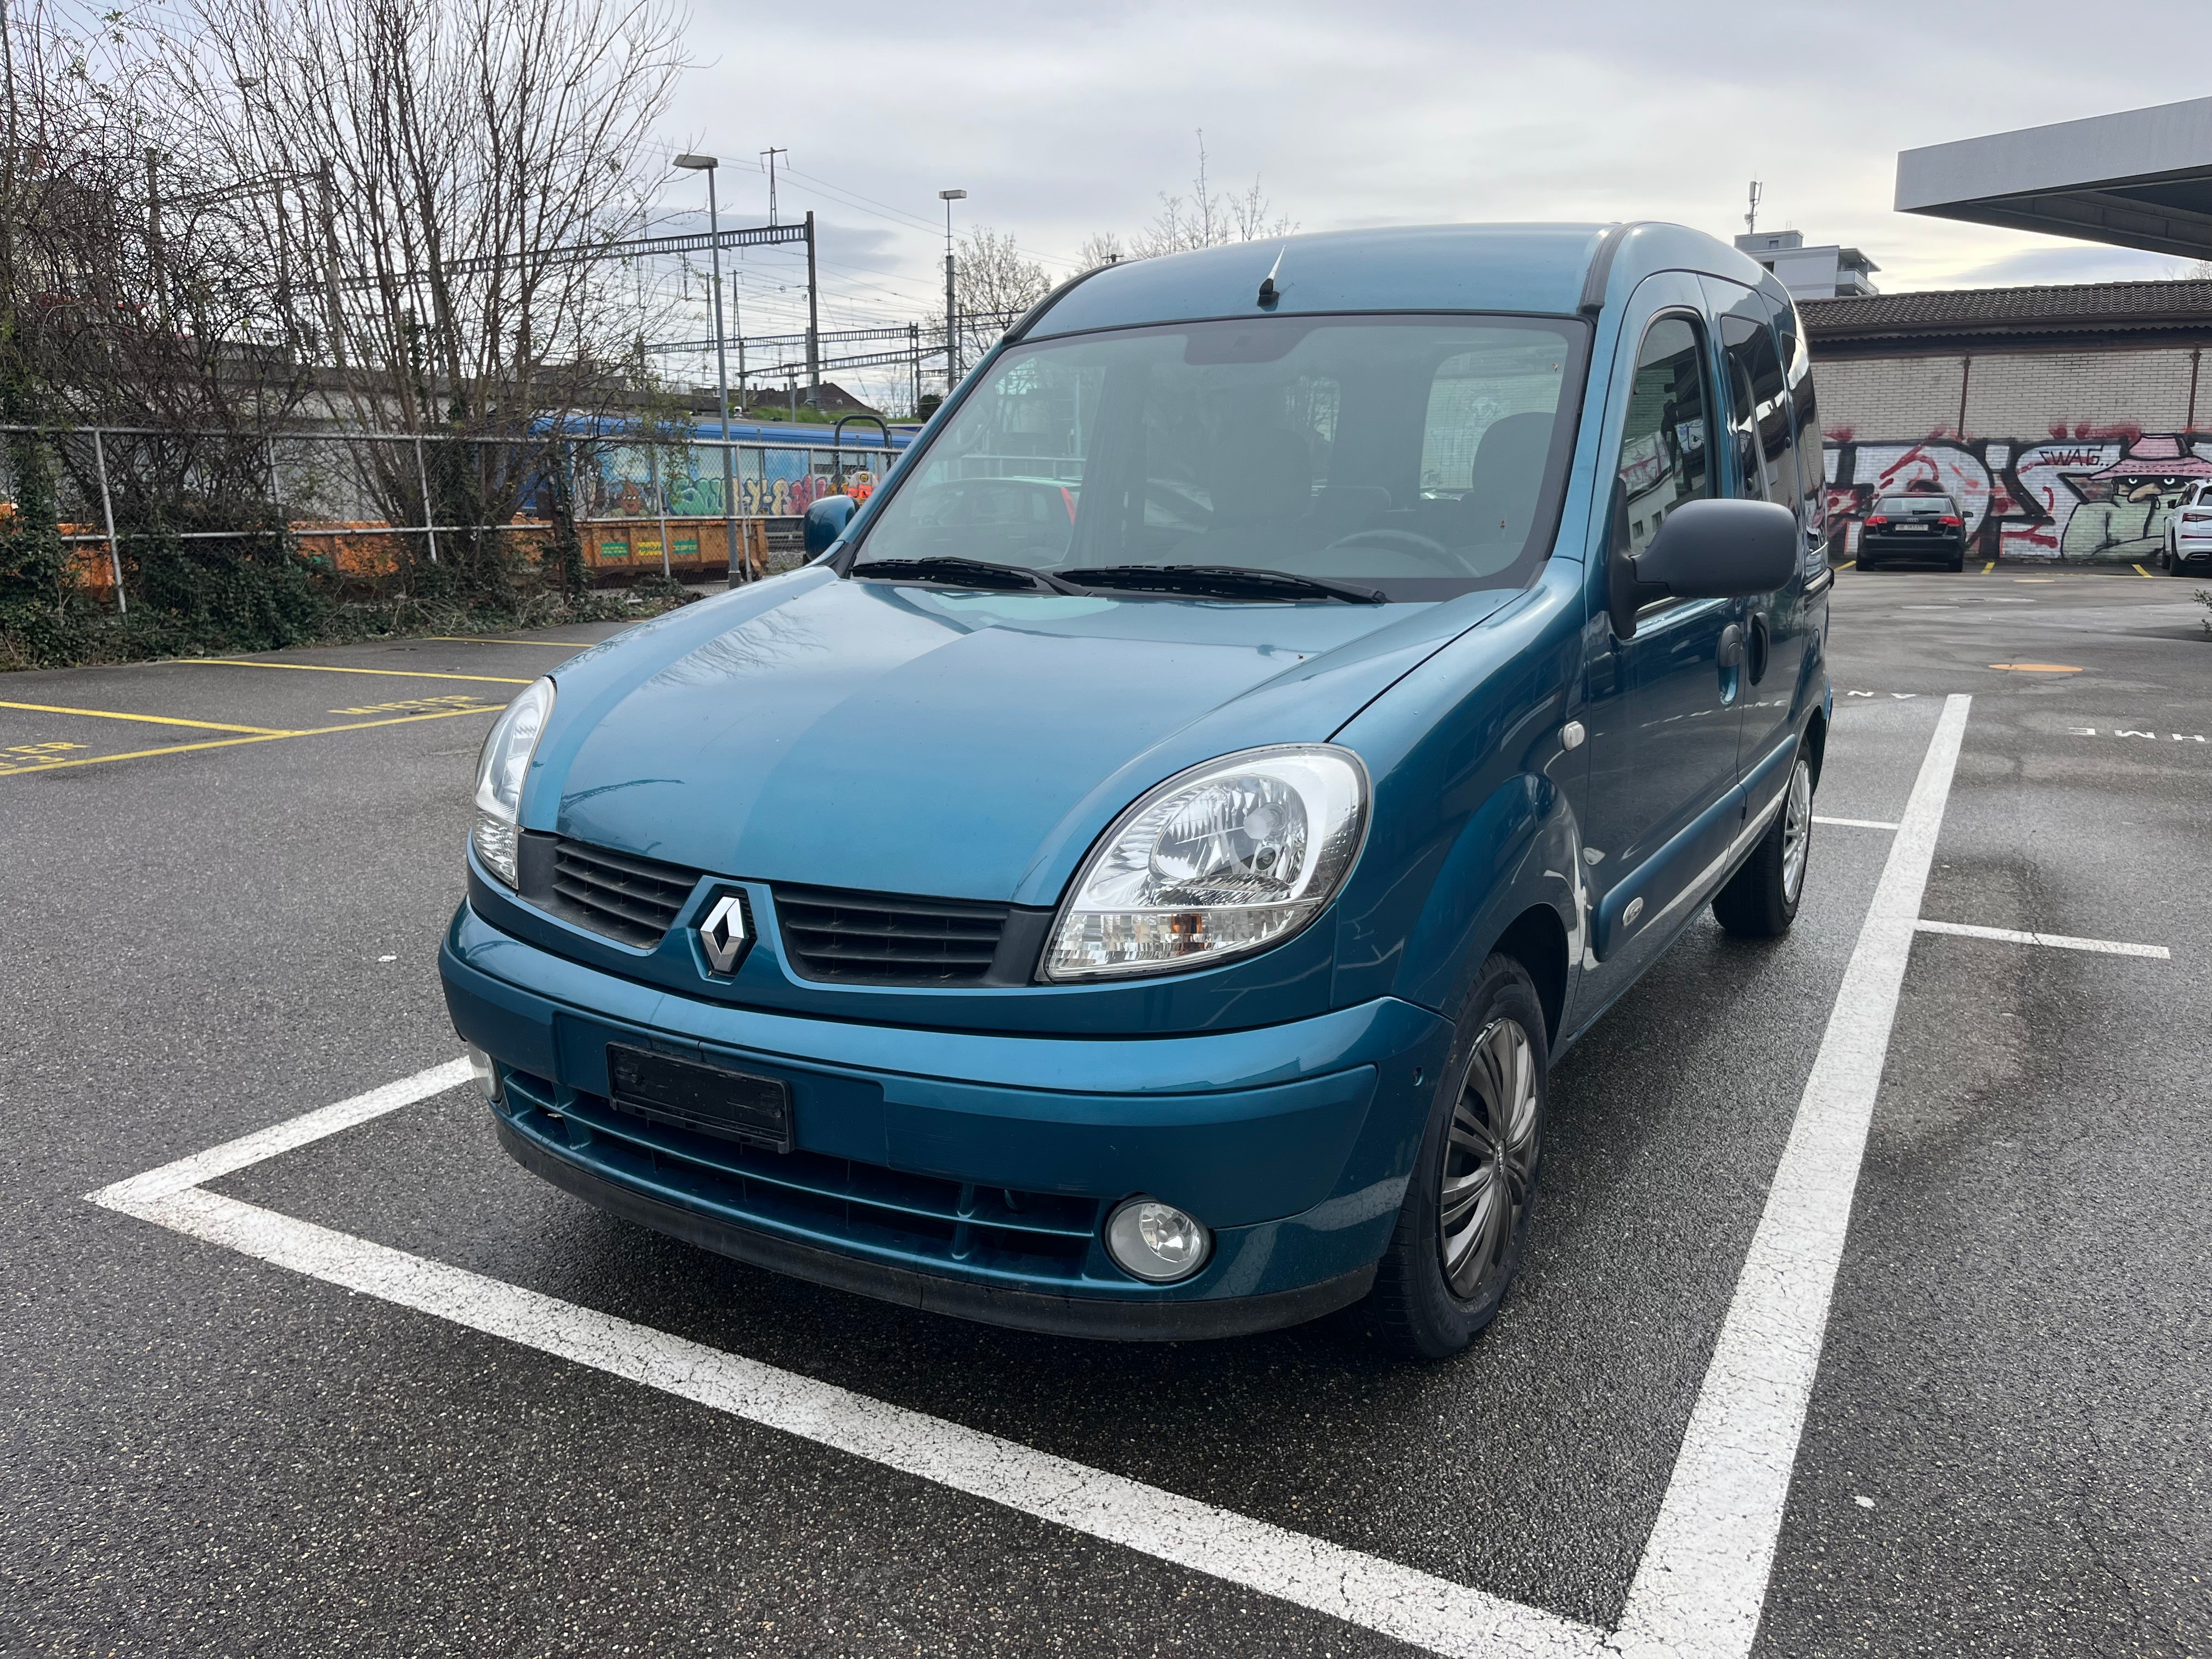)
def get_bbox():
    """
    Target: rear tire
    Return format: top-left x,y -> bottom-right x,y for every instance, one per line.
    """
1948,551 -> 1966,573
1365,954 -> 1548,1361
1715,751 -> 1813,938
